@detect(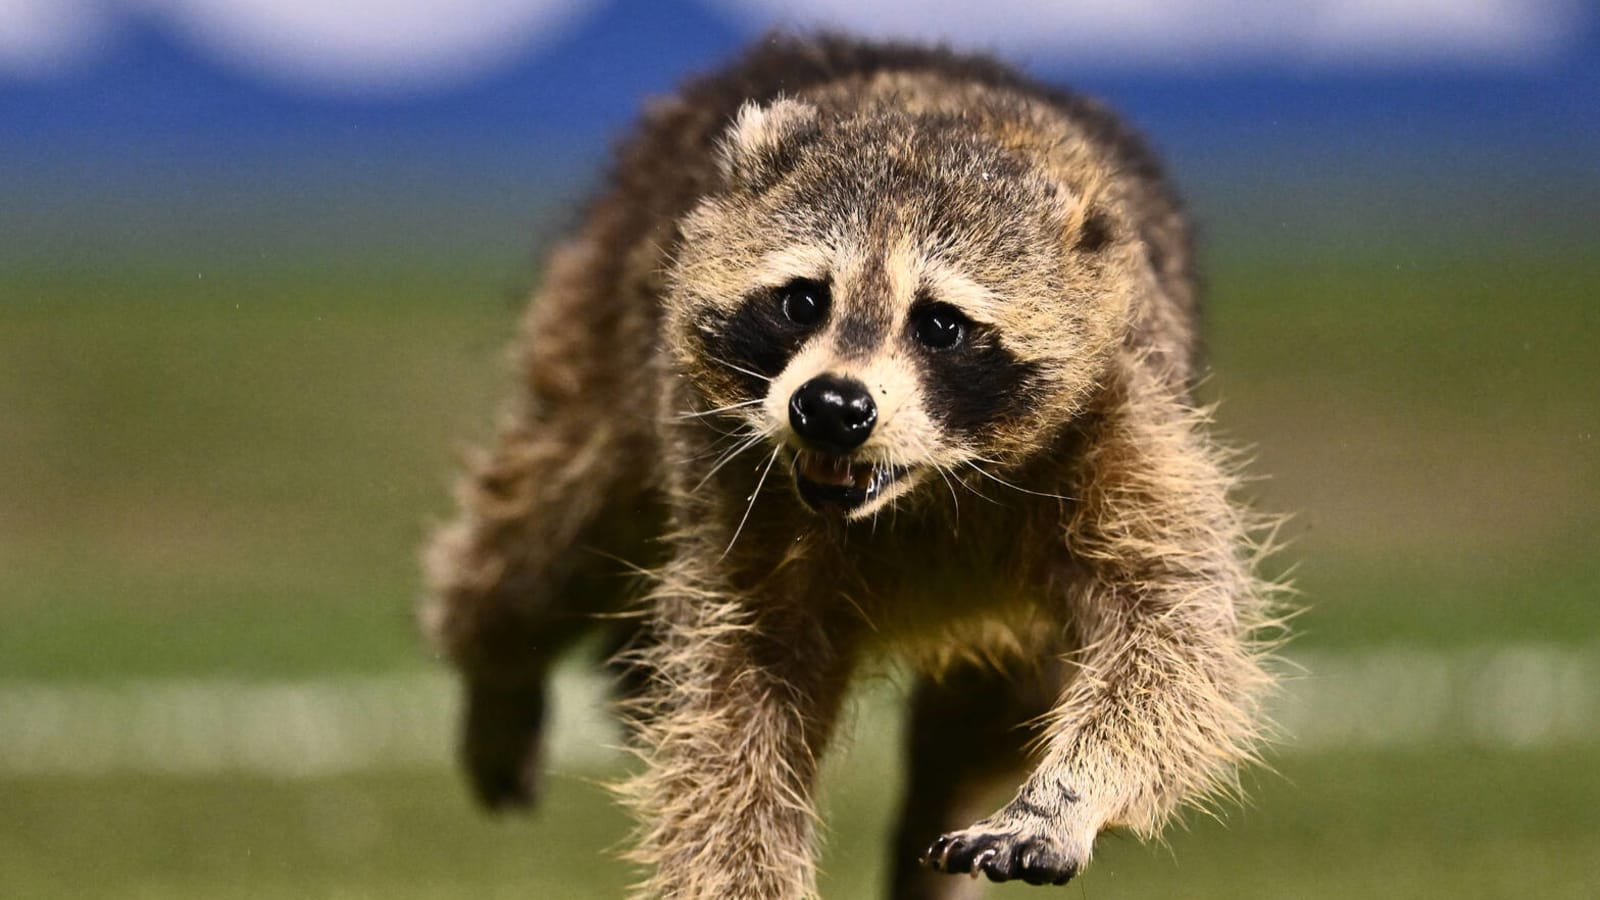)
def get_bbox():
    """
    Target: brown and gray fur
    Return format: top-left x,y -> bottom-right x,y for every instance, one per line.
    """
423,34 -> 1281,900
